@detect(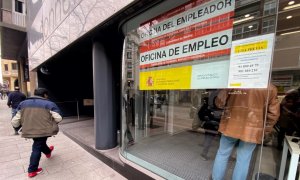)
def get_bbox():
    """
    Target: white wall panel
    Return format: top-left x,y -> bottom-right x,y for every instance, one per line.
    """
28,0 -> 134,70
